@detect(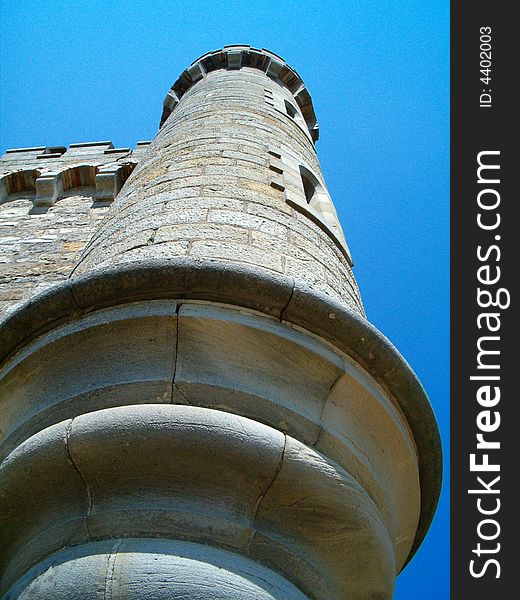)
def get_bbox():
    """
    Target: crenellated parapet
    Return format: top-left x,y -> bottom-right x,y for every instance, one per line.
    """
160,45 -> 319,141
0,141 -> 150,205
